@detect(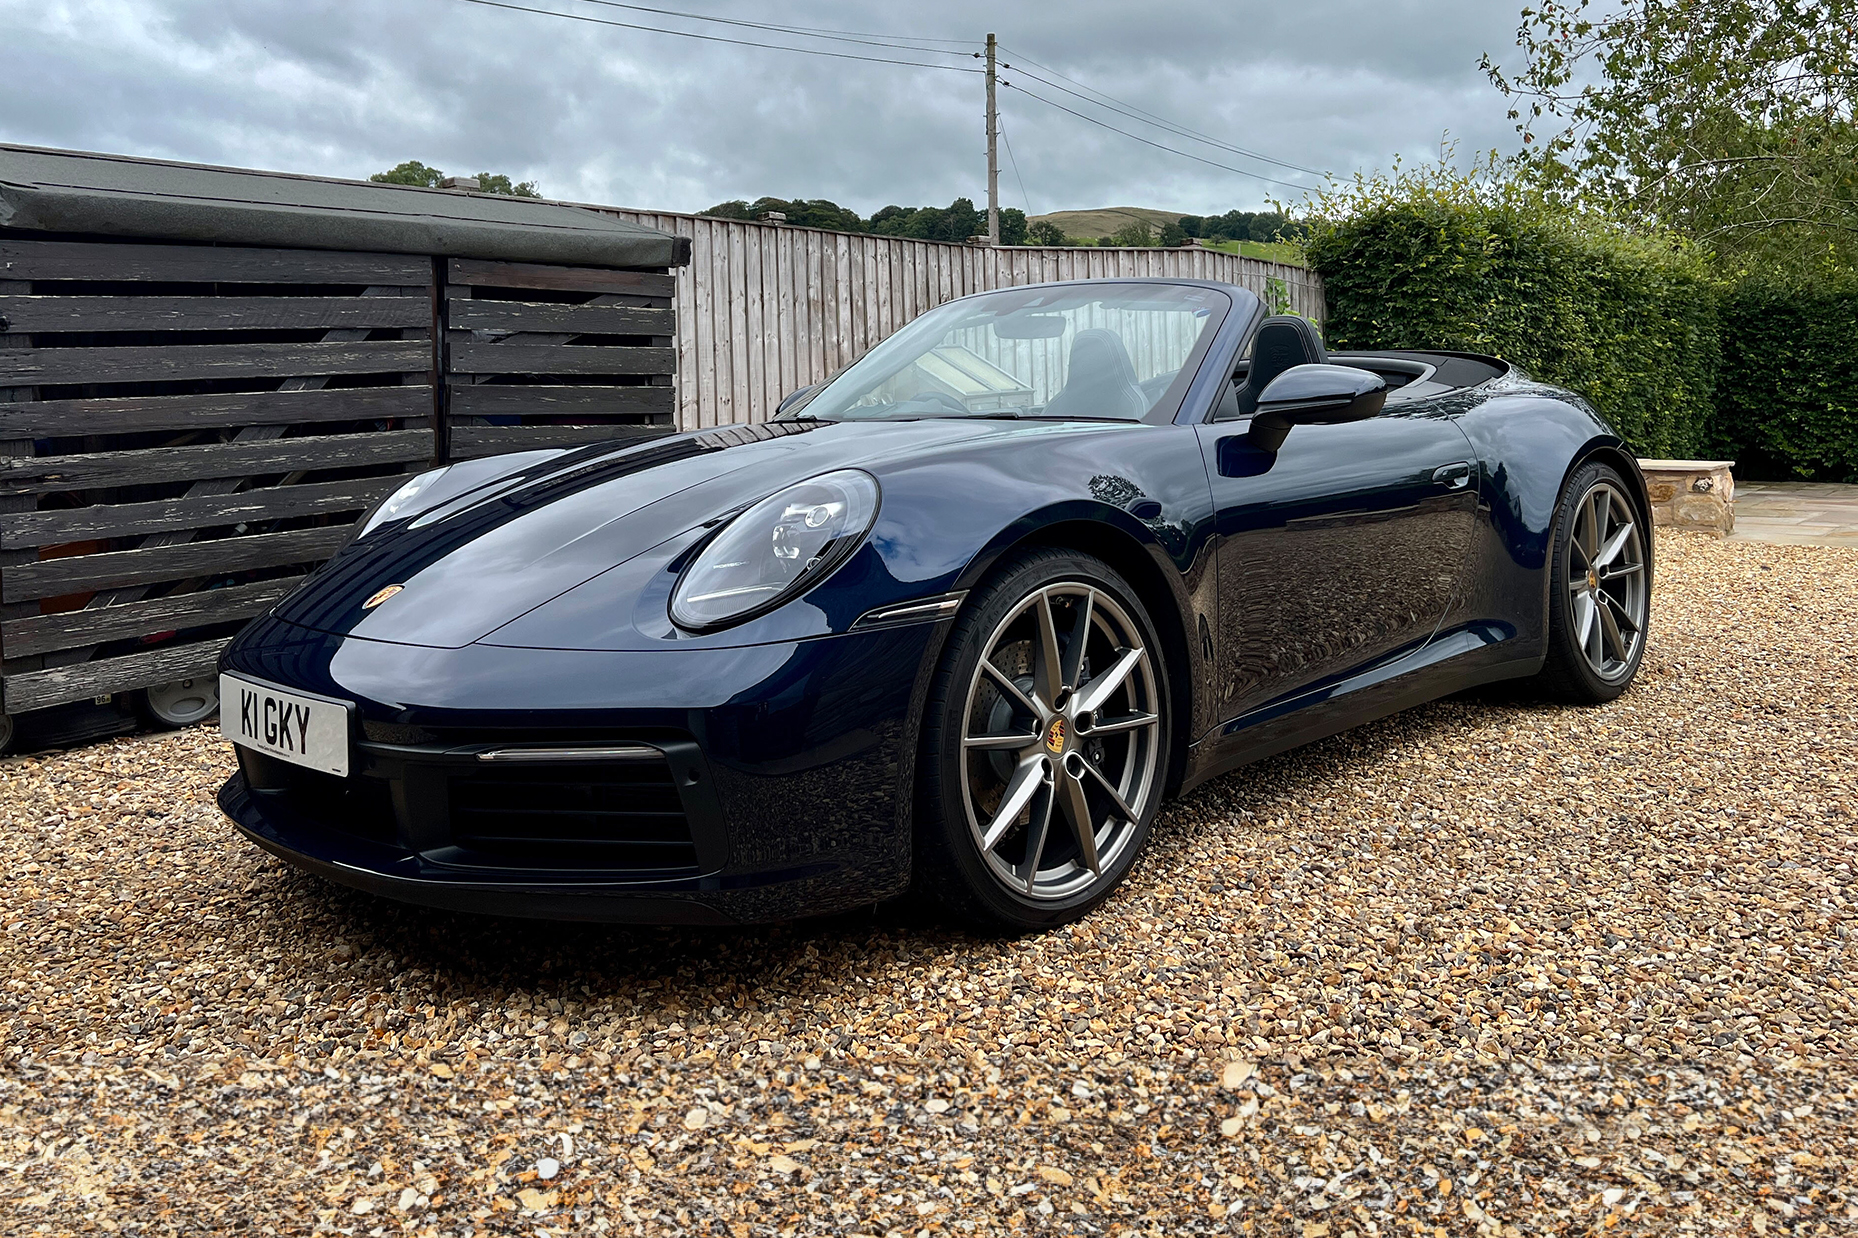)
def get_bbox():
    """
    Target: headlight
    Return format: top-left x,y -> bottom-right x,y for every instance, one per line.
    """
671,470 -> 880,631
357,468 -> 446,538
